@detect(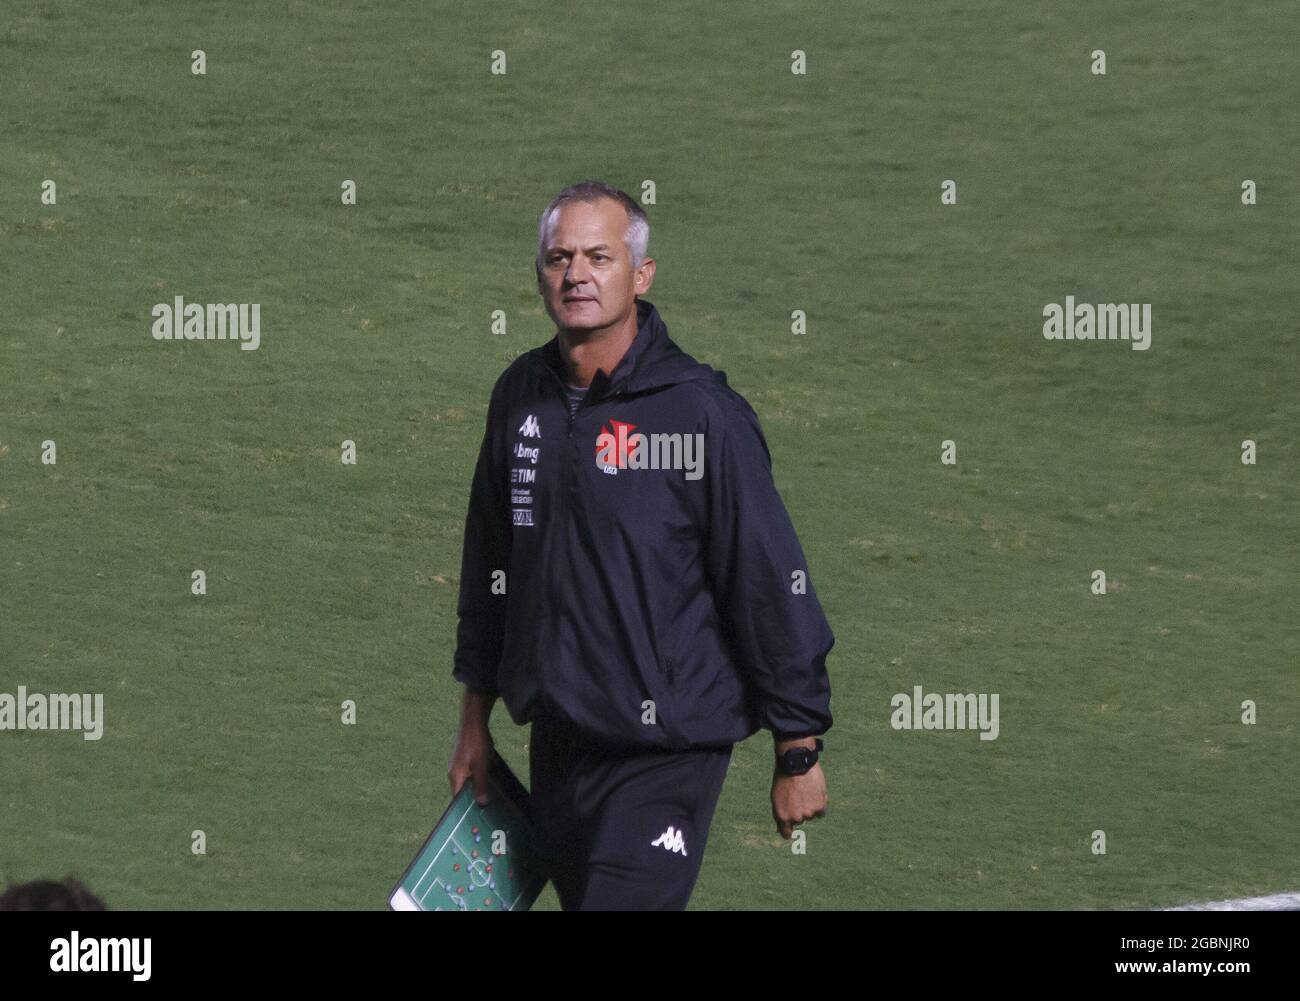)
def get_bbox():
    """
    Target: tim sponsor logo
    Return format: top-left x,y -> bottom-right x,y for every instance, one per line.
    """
594,420 -> 704,480
50,932 -> 151,981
